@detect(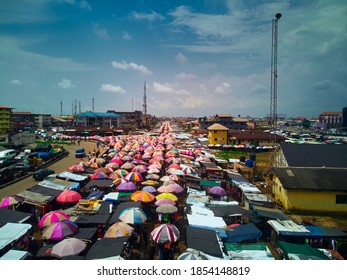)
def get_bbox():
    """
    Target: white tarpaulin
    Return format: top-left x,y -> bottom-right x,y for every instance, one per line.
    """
0,223 -> 32,250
